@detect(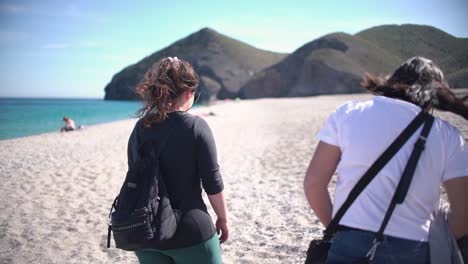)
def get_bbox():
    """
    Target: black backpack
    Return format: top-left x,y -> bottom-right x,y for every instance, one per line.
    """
107,124 -> 179,251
